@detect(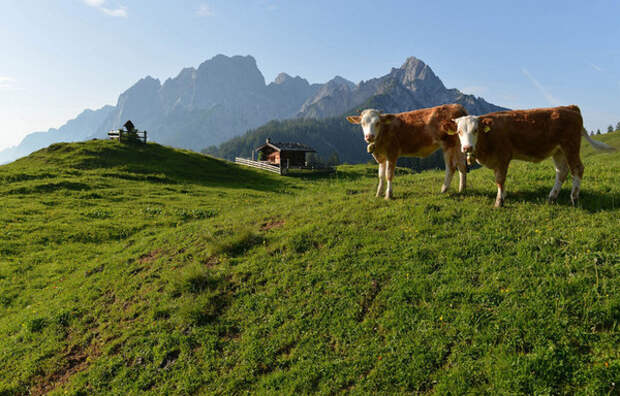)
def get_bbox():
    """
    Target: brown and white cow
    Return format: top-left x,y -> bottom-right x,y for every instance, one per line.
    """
347,104 -> 468,199
450,105 -> 615,207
